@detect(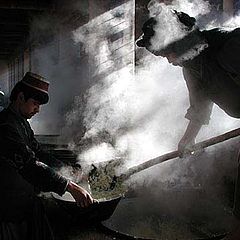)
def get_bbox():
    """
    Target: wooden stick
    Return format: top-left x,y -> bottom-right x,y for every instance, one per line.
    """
120,127 -> 240,181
